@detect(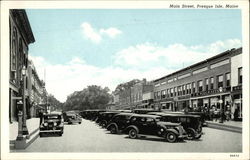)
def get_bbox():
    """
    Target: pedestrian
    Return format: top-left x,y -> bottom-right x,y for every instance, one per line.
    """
39,111 -> 44,125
